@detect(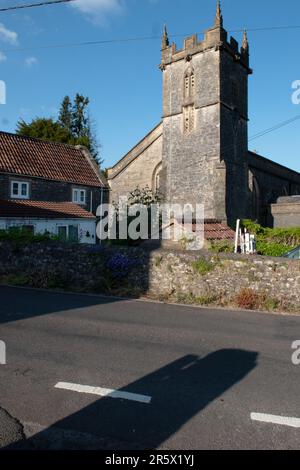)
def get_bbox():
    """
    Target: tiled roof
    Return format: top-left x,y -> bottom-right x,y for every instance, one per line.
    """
0,200 -> 95,219
192,219 -> 236,241
0,131 -> 105,187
